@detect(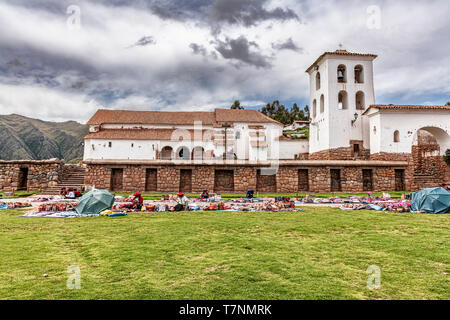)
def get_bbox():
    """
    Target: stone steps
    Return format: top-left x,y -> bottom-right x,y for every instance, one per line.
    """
41,167 -> 86,195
